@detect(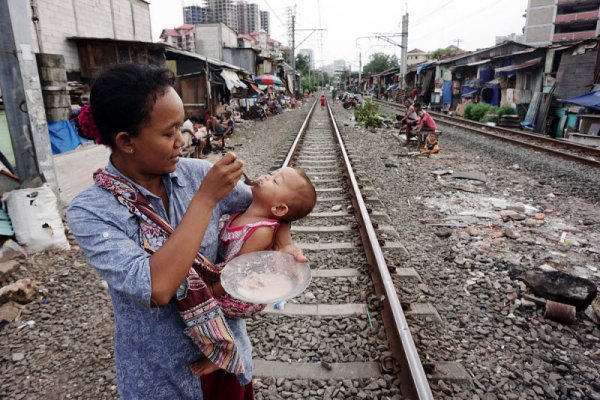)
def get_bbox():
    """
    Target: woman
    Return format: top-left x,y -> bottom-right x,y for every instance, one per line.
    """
67,64 -> 304,400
